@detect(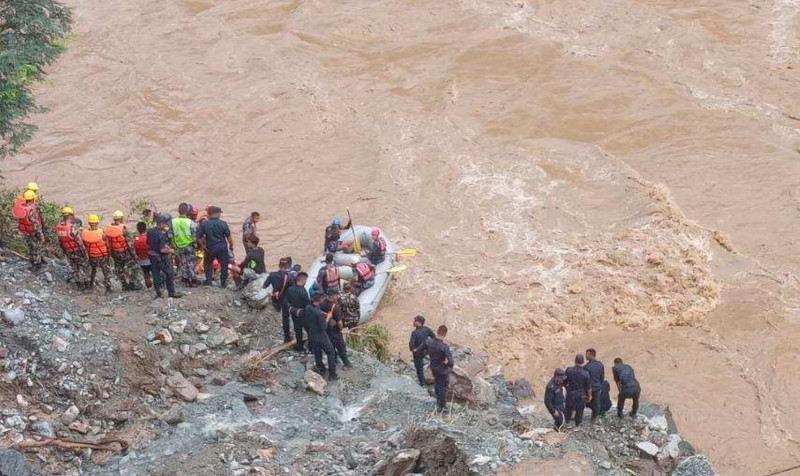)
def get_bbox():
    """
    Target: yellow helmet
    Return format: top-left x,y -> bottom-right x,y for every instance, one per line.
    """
112,210 -> 124,219
62,206 -> 74,215
22,190 -> 37,201
26,182 -> 39,192
87,214 -> 100,225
